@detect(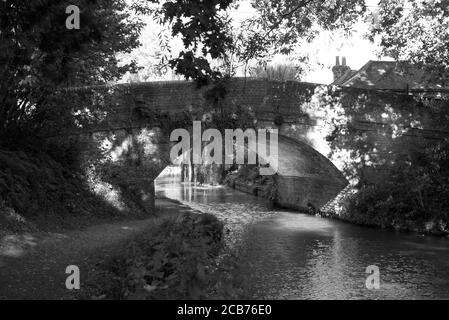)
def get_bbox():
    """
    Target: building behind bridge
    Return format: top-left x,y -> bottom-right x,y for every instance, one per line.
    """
332,56 -> 449,99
